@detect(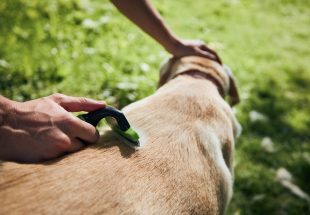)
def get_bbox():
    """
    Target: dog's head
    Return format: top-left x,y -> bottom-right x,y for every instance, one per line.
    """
158,56 -> 240,106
